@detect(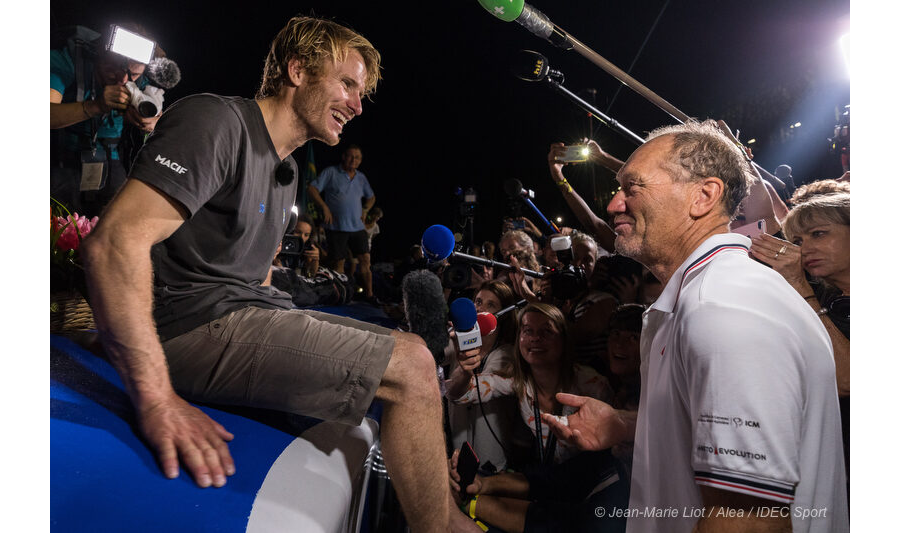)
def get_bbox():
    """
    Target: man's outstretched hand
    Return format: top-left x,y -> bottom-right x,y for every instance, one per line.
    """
138,394 -> 235,488
541,392 -> 630,451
